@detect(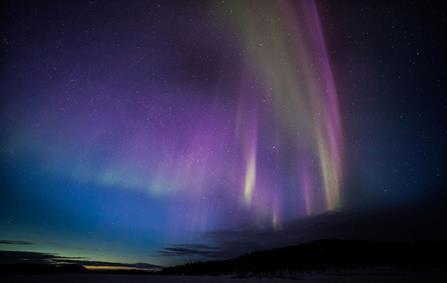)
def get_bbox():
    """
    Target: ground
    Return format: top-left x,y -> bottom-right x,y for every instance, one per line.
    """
2,272 -> 446,283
